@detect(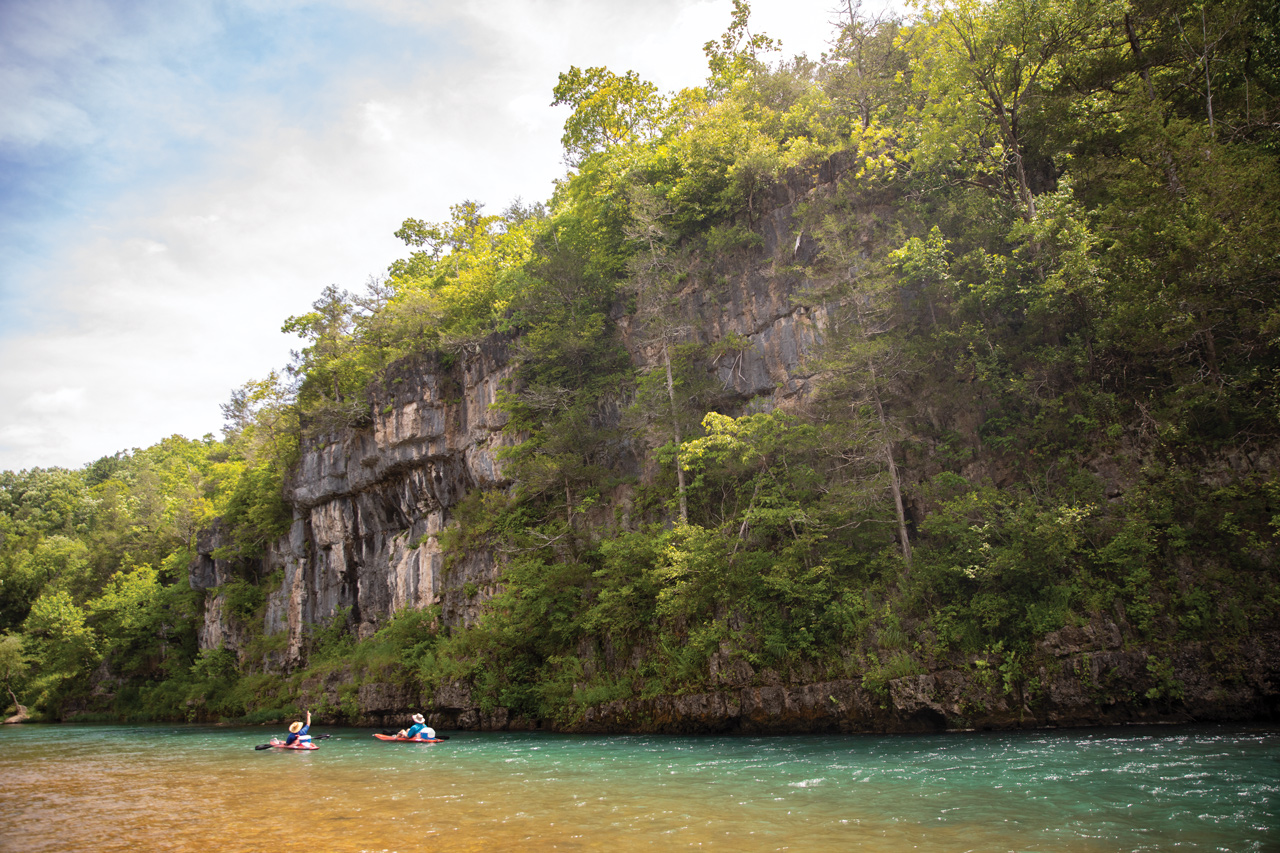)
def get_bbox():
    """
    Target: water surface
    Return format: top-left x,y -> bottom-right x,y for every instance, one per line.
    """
1,723 -> 1276,851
